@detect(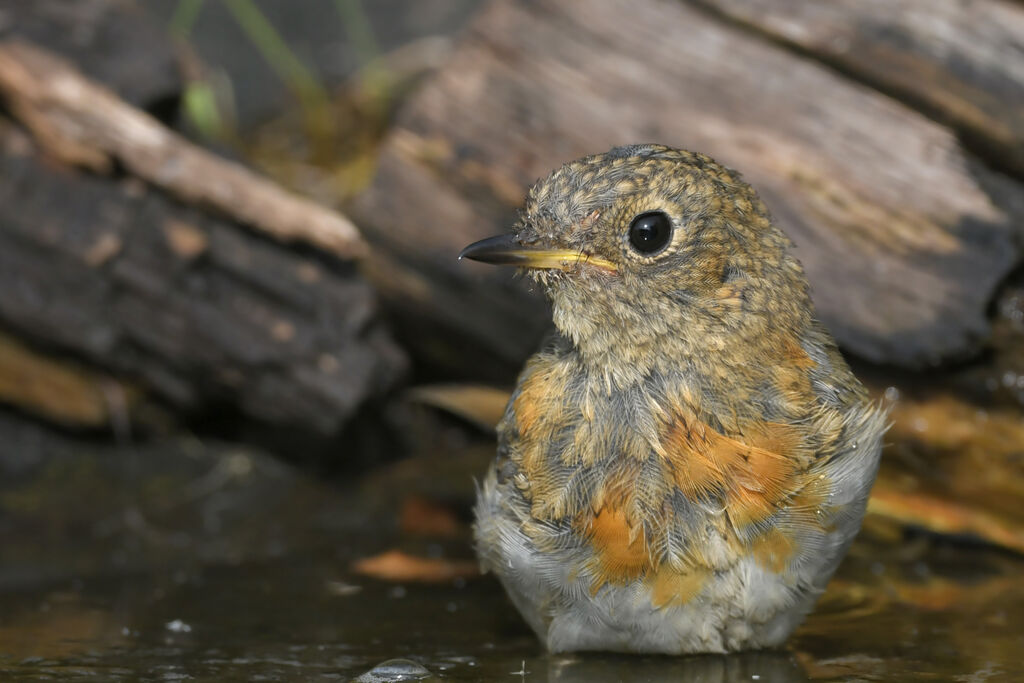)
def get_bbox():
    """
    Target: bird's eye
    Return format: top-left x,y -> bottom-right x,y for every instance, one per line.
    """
628,211 -> 672,255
